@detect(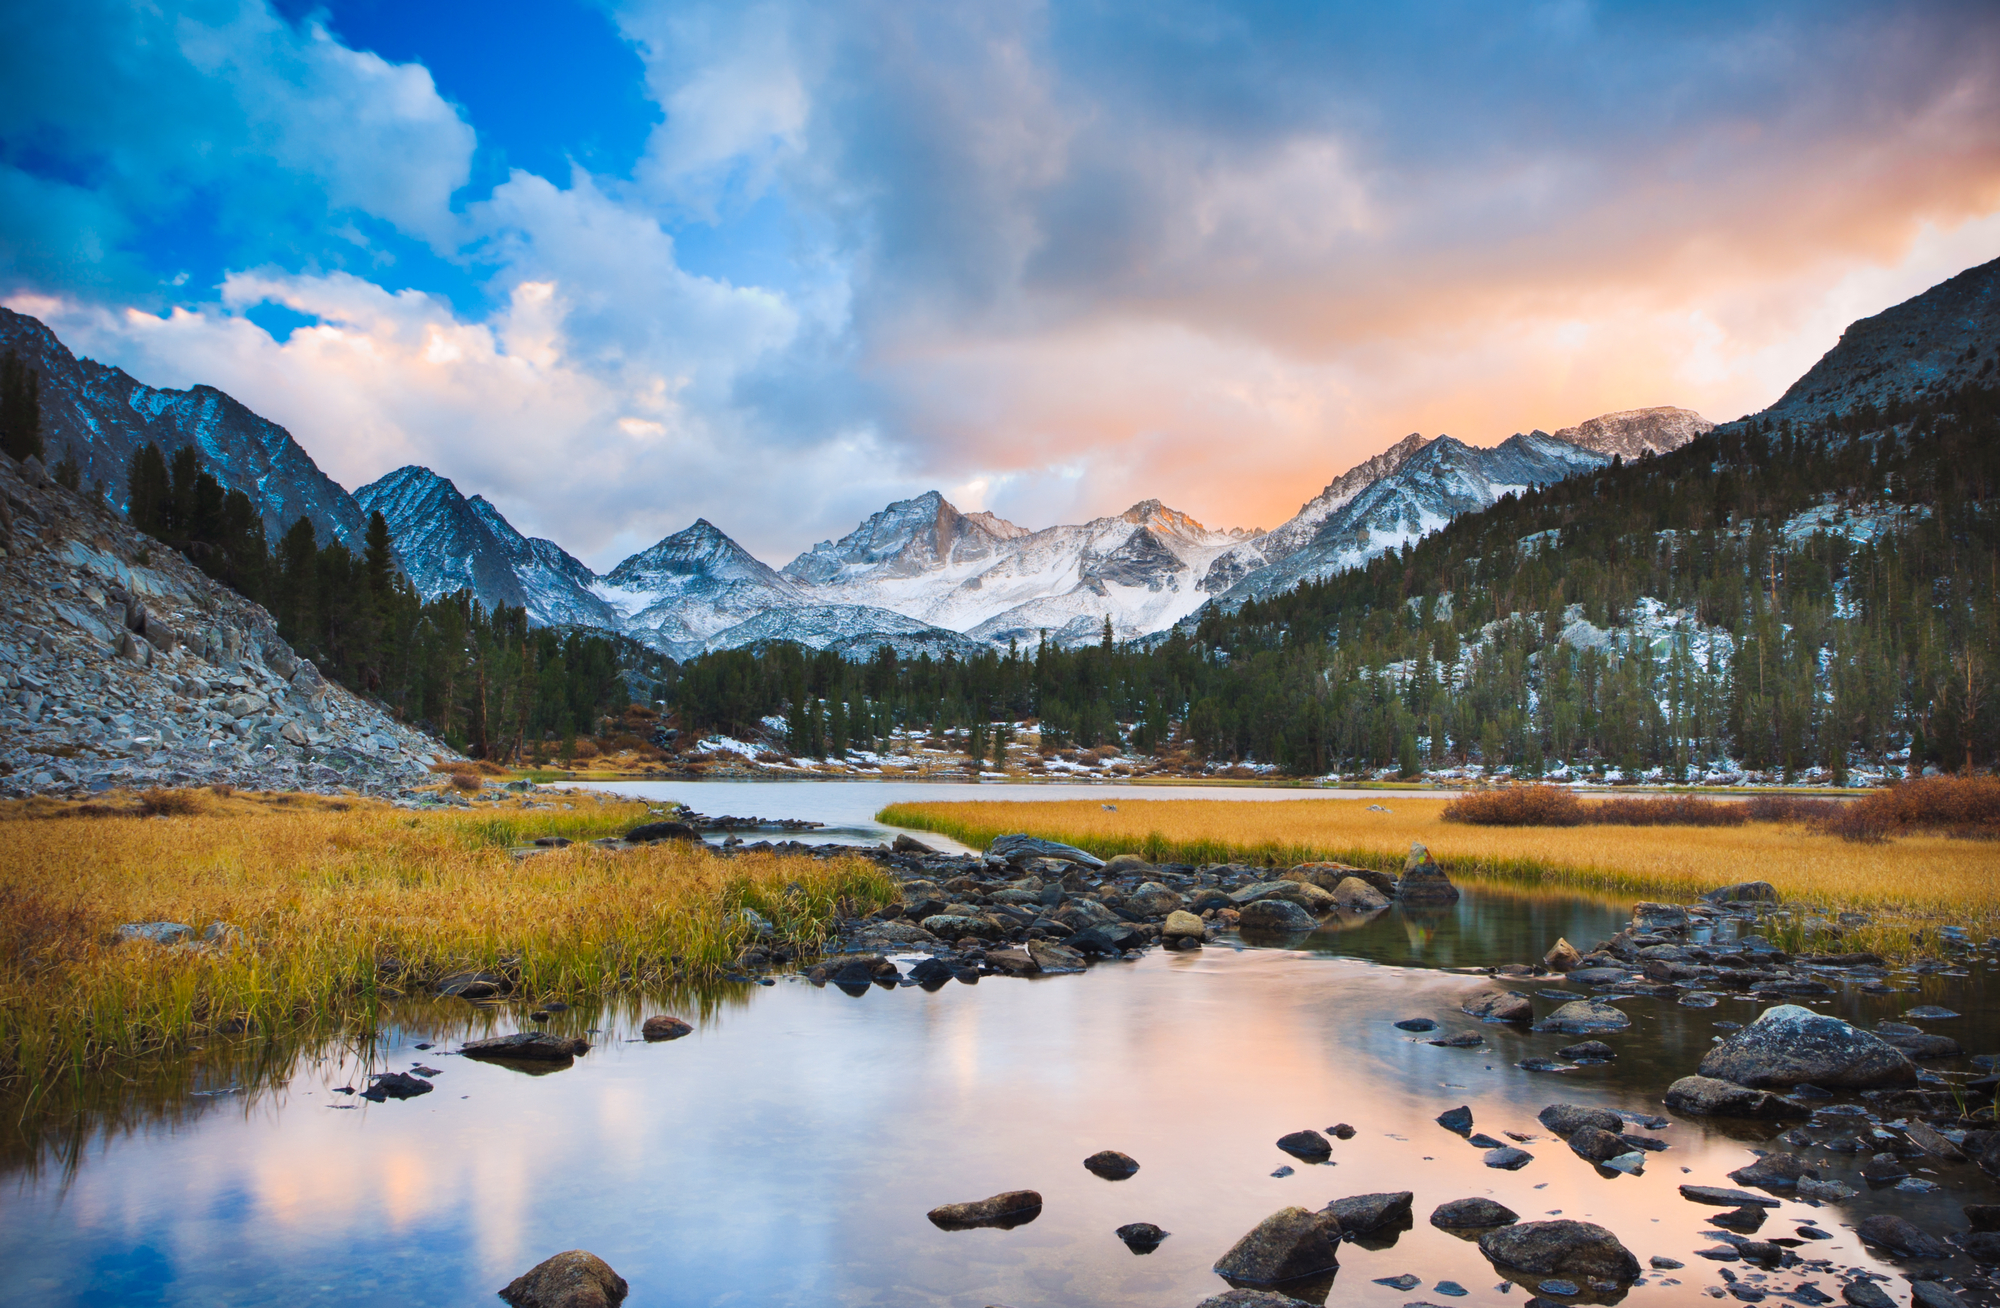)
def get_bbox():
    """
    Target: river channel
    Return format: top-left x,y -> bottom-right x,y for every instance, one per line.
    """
1,781 -> 1991,1308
